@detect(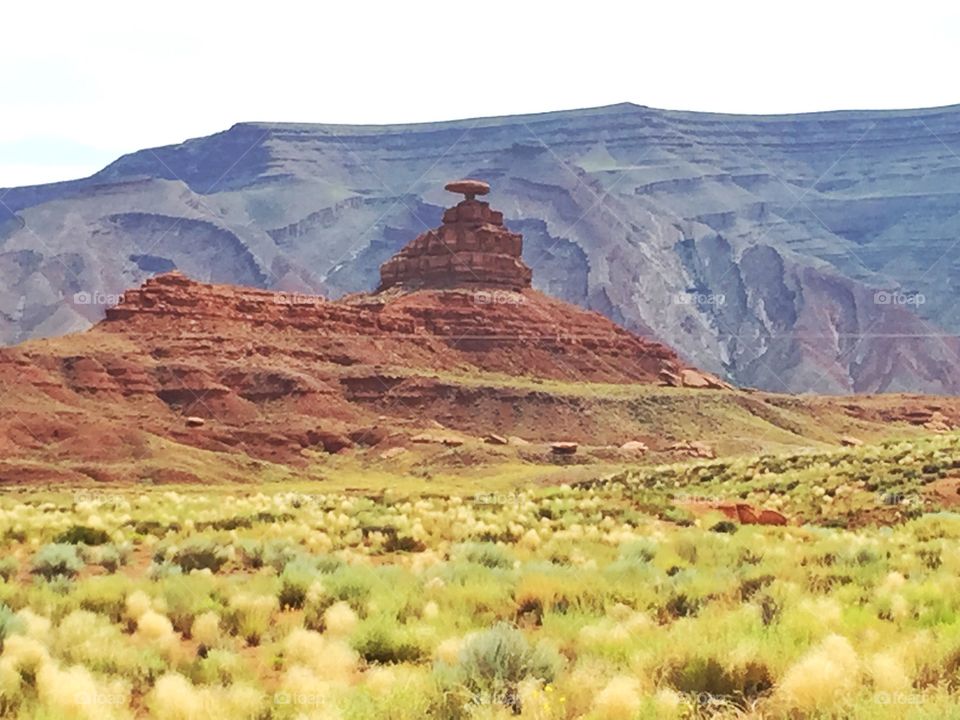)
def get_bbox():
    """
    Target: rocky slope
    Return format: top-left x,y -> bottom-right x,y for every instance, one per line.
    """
3,102 -> 960,392
6,263 -> 960,485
